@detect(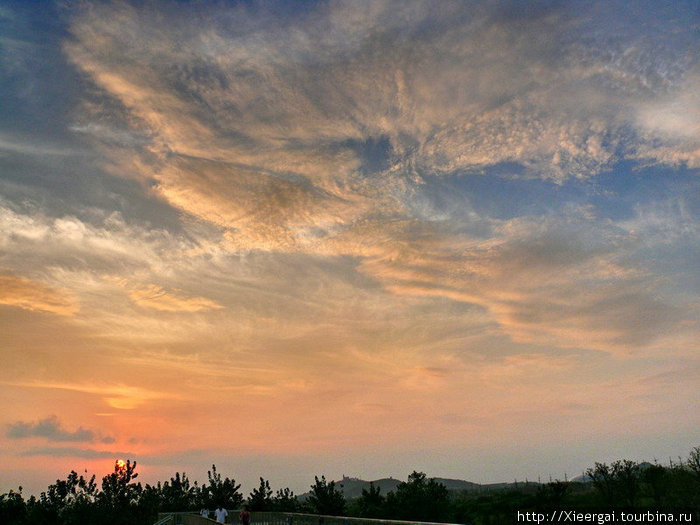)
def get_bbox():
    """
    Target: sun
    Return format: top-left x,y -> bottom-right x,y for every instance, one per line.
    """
115,459 -> 126,471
